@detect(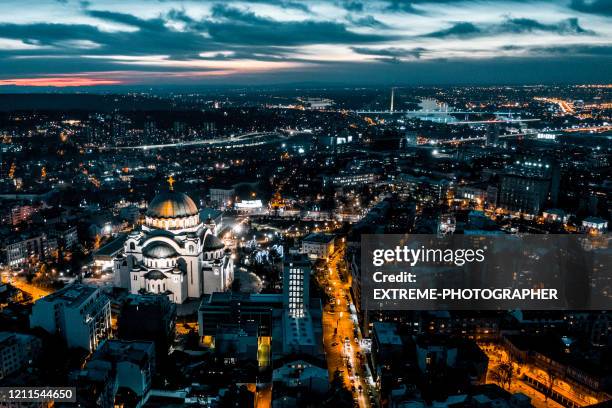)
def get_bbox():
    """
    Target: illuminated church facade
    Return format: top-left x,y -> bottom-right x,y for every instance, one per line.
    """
114,179 -> 233,304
